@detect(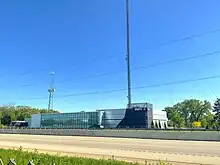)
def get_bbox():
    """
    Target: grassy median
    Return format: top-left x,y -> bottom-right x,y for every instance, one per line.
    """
0,148 -> 140,165
0,148 -> 172,165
